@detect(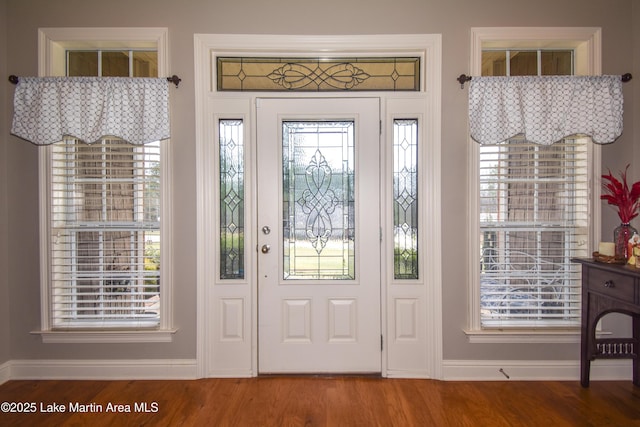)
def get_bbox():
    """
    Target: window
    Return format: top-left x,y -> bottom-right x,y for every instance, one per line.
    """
50,139 -> 162,328
468,28 -> 601,335
219,119 -> 245,279
68,50 -> 158,77
481,49 -> 573,77
216,57 -> 420,91
393,119 -> 419,280
479,138 -> 589,327
282,120 -> 356,280
479,48 -> 588,328
37,28 -> 173,341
